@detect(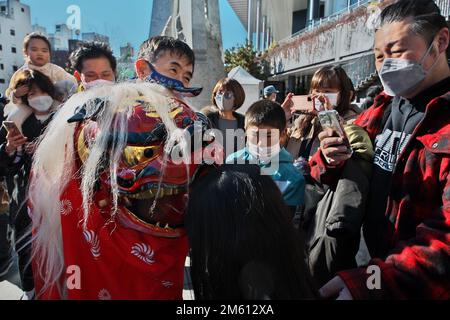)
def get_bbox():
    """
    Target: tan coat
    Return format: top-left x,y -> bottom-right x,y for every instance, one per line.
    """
6,63 -> 77,99
286,105 -> 361,160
